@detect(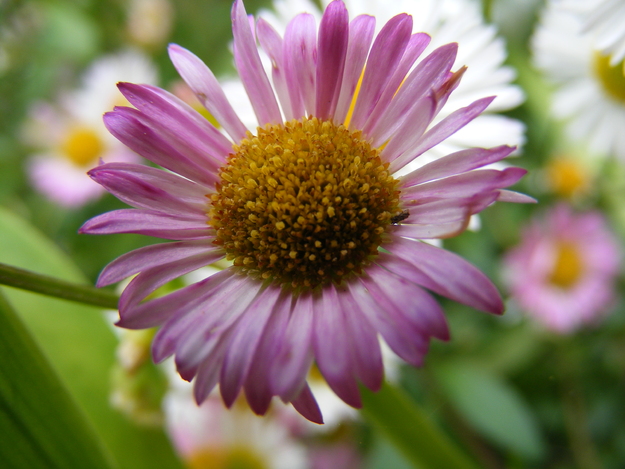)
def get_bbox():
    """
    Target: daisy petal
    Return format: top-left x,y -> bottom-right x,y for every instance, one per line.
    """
382,238 -> 504,314
315,0 -> 349,120
291,383 -> 324,425
231,0 -> 282,125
